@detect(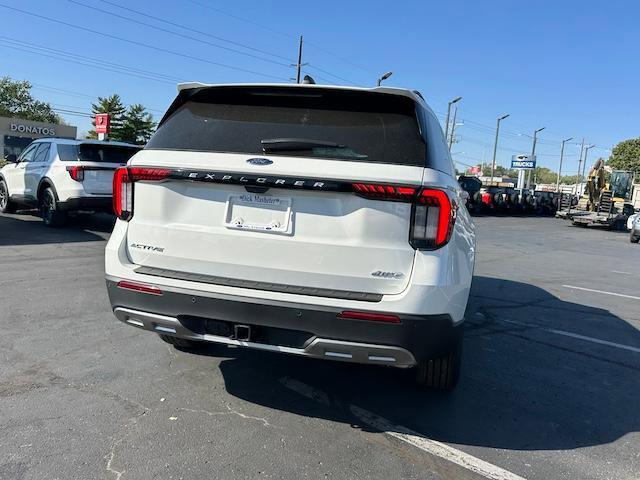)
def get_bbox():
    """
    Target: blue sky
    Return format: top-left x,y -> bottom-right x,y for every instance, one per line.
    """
1,0 -> 638,174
